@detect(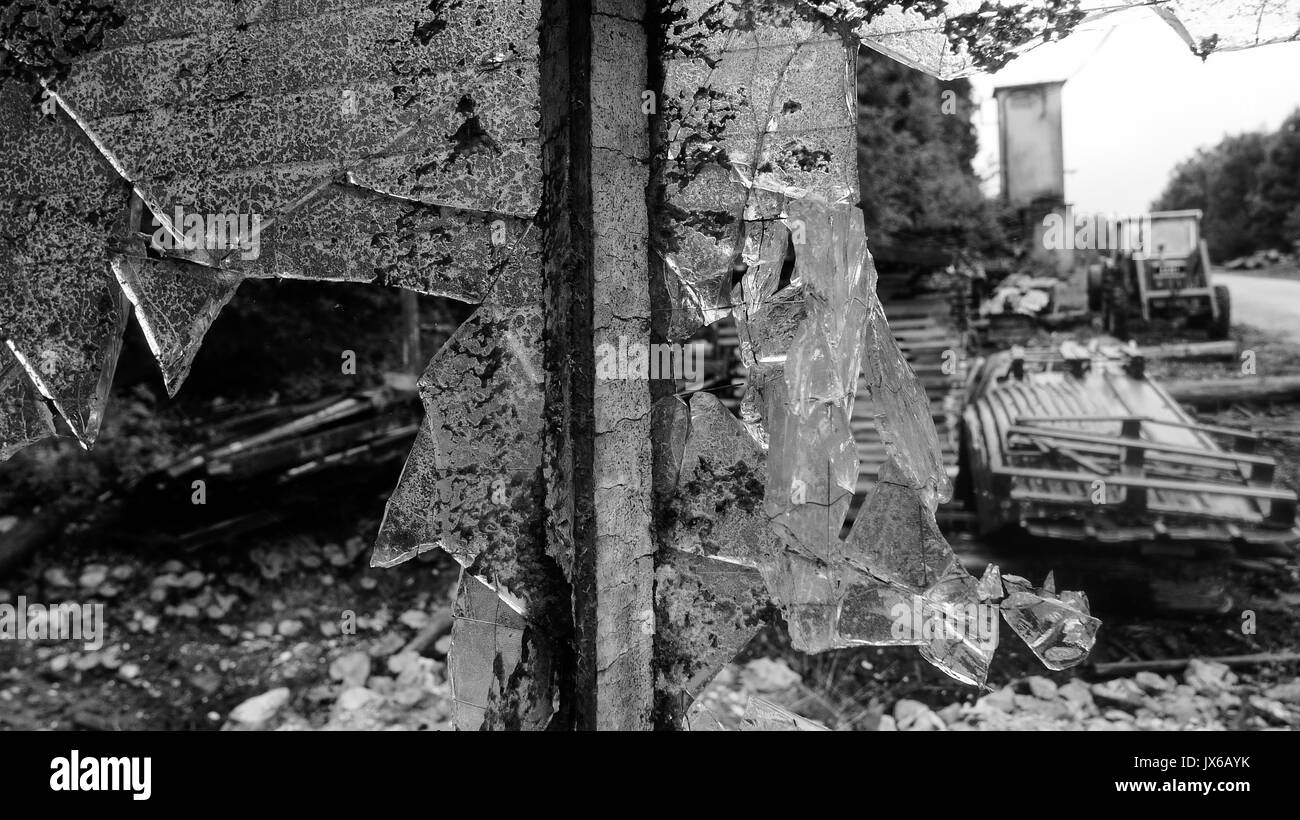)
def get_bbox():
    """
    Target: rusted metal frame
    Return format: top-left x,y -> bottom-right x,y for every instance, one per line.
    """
1200,239 -> 1221,319
1012,490 -> 1273,527
1135,257 -> 1151,321
1005,425 -> 1274,470
1024,519 -> 1229,544
1010,443 -> 1255,486
1007,436 -> 1270,482
1092,369 -> 1257,504
1015,414 -> 1260,453
1144,287 -> 1212,299
1026,438 -> 1110,476
1140,375 -> 1267,512
995,466 -> 1297,524
1118,417 -> 1148,511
